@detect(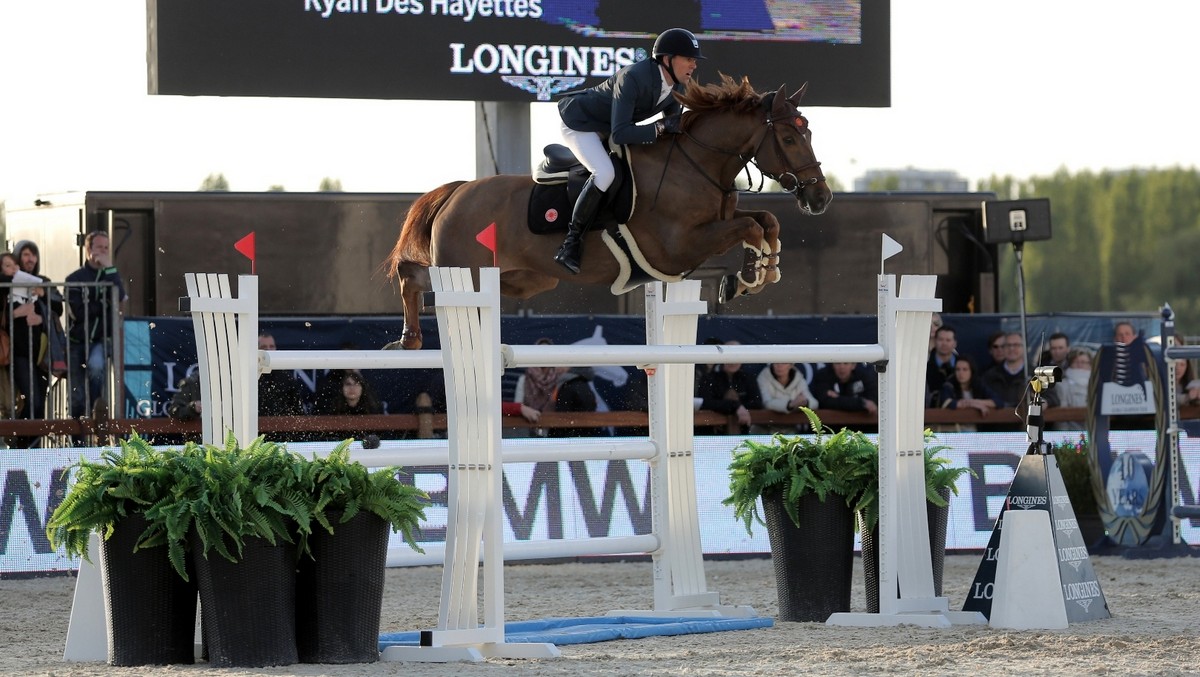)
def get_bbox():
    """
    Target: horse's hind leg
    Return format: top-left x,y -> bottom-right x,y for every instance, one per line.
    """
385,262 -> 431,350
